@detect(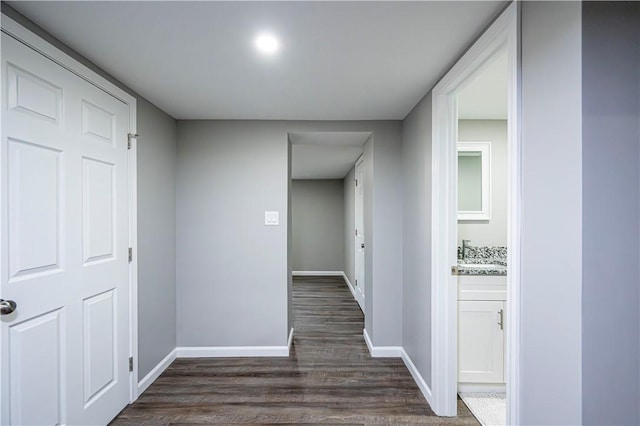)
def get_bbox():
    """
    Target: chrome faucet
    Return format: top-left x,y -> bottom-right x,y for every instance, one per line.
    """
461,239 -> 471,260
